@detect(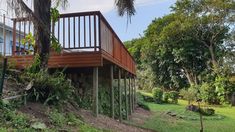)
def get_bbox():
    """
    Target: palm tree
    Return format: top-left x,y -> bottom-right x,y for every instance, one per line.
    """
8,0 -> 135,69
